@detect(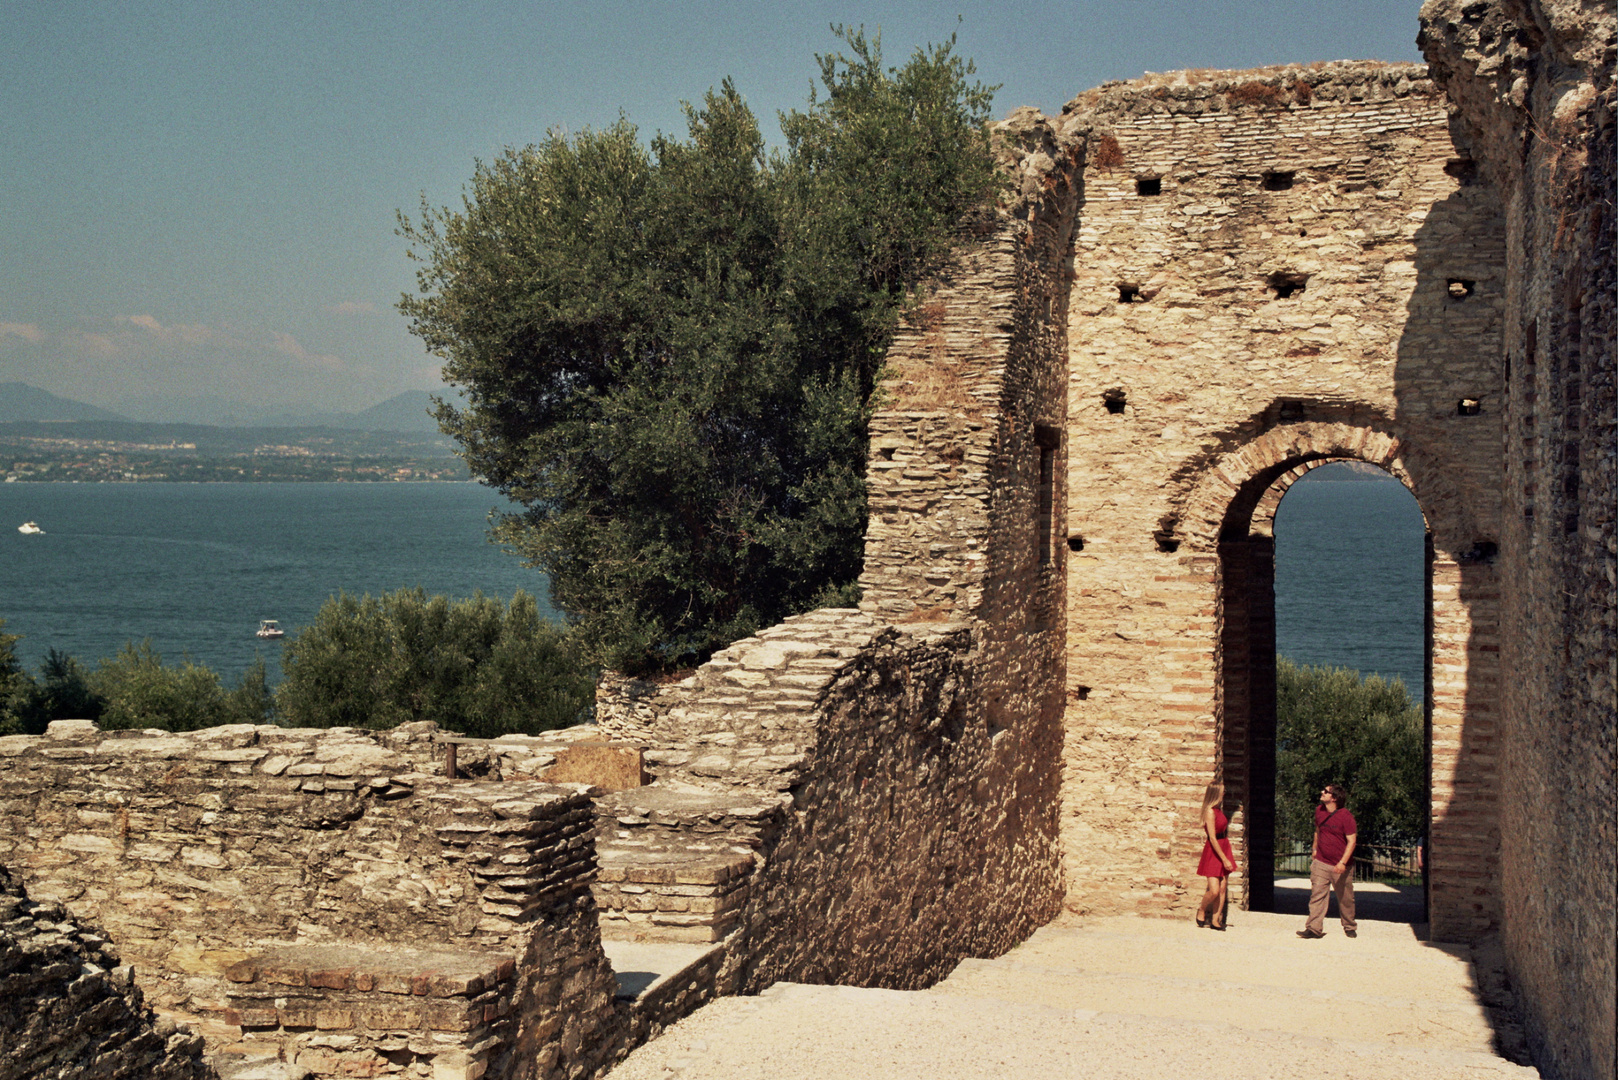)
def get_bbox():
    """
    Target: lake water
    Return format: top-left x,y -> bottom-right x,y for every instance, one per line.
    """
1,483 -> 553,682
2,473 -> 1427,699
1274,469 -> 1427,699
